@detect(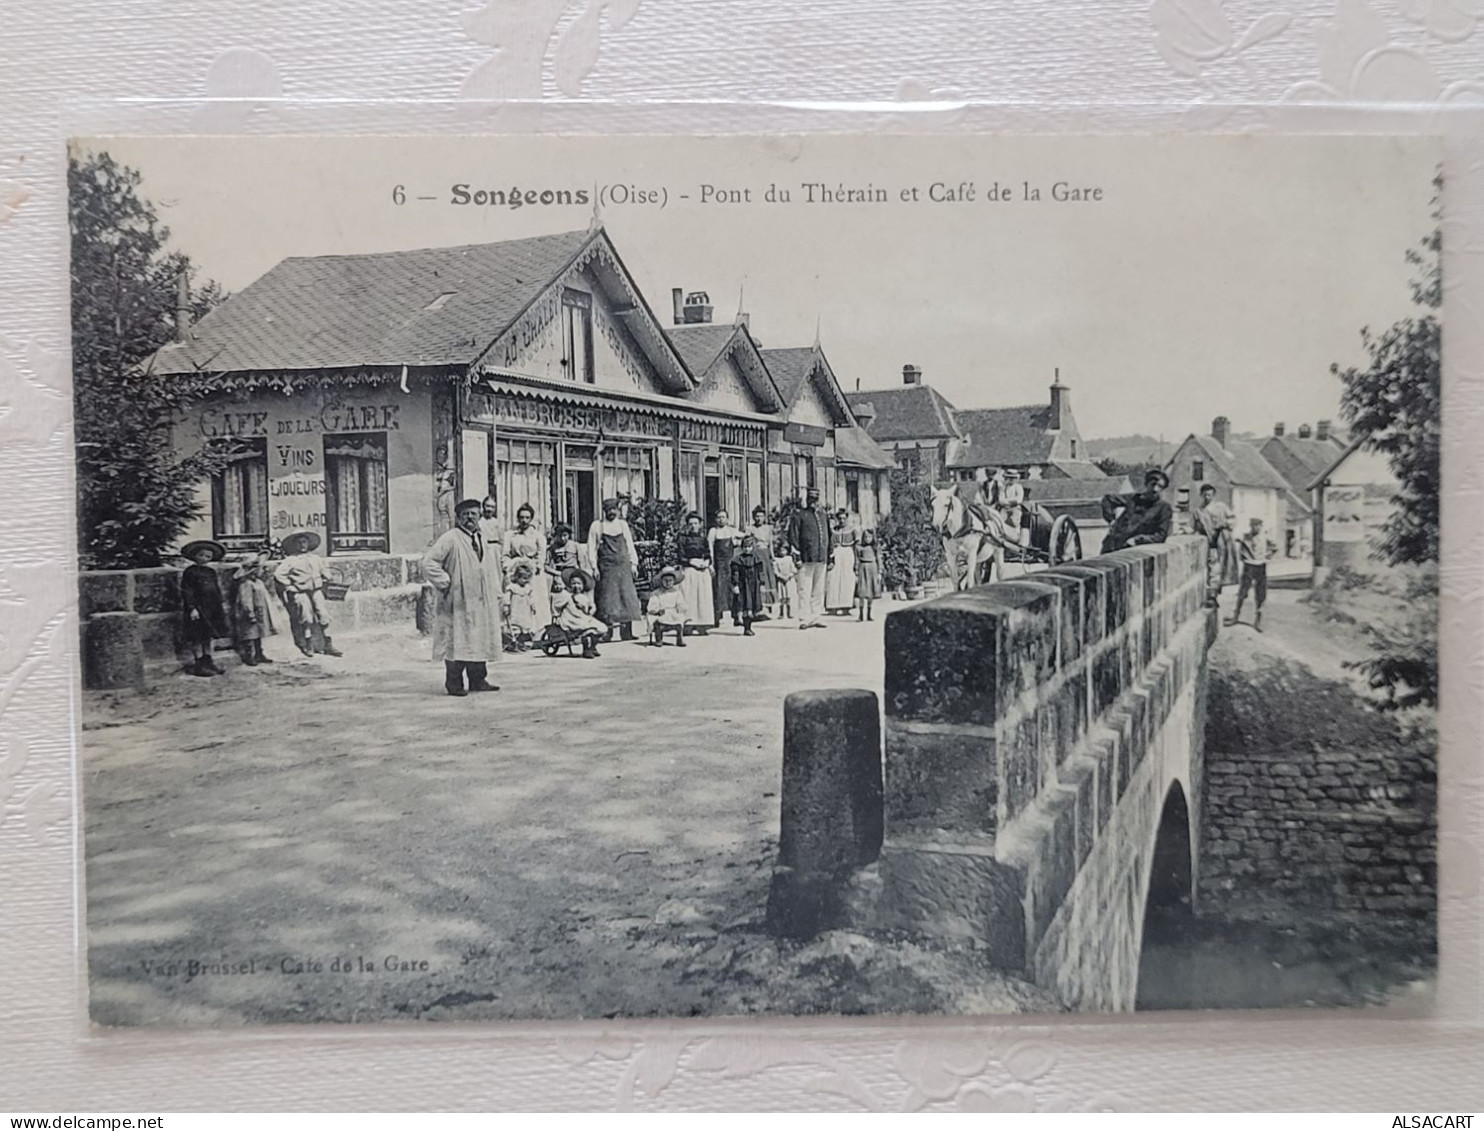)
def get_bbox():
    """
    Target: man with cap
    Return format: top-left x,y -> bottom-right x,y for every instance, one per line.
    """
422,497 -> 503,696
1100,468 -> 1174,553
274,531 -> 342,657
1190,482 -> 1237,607
786,487 -> 832,629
